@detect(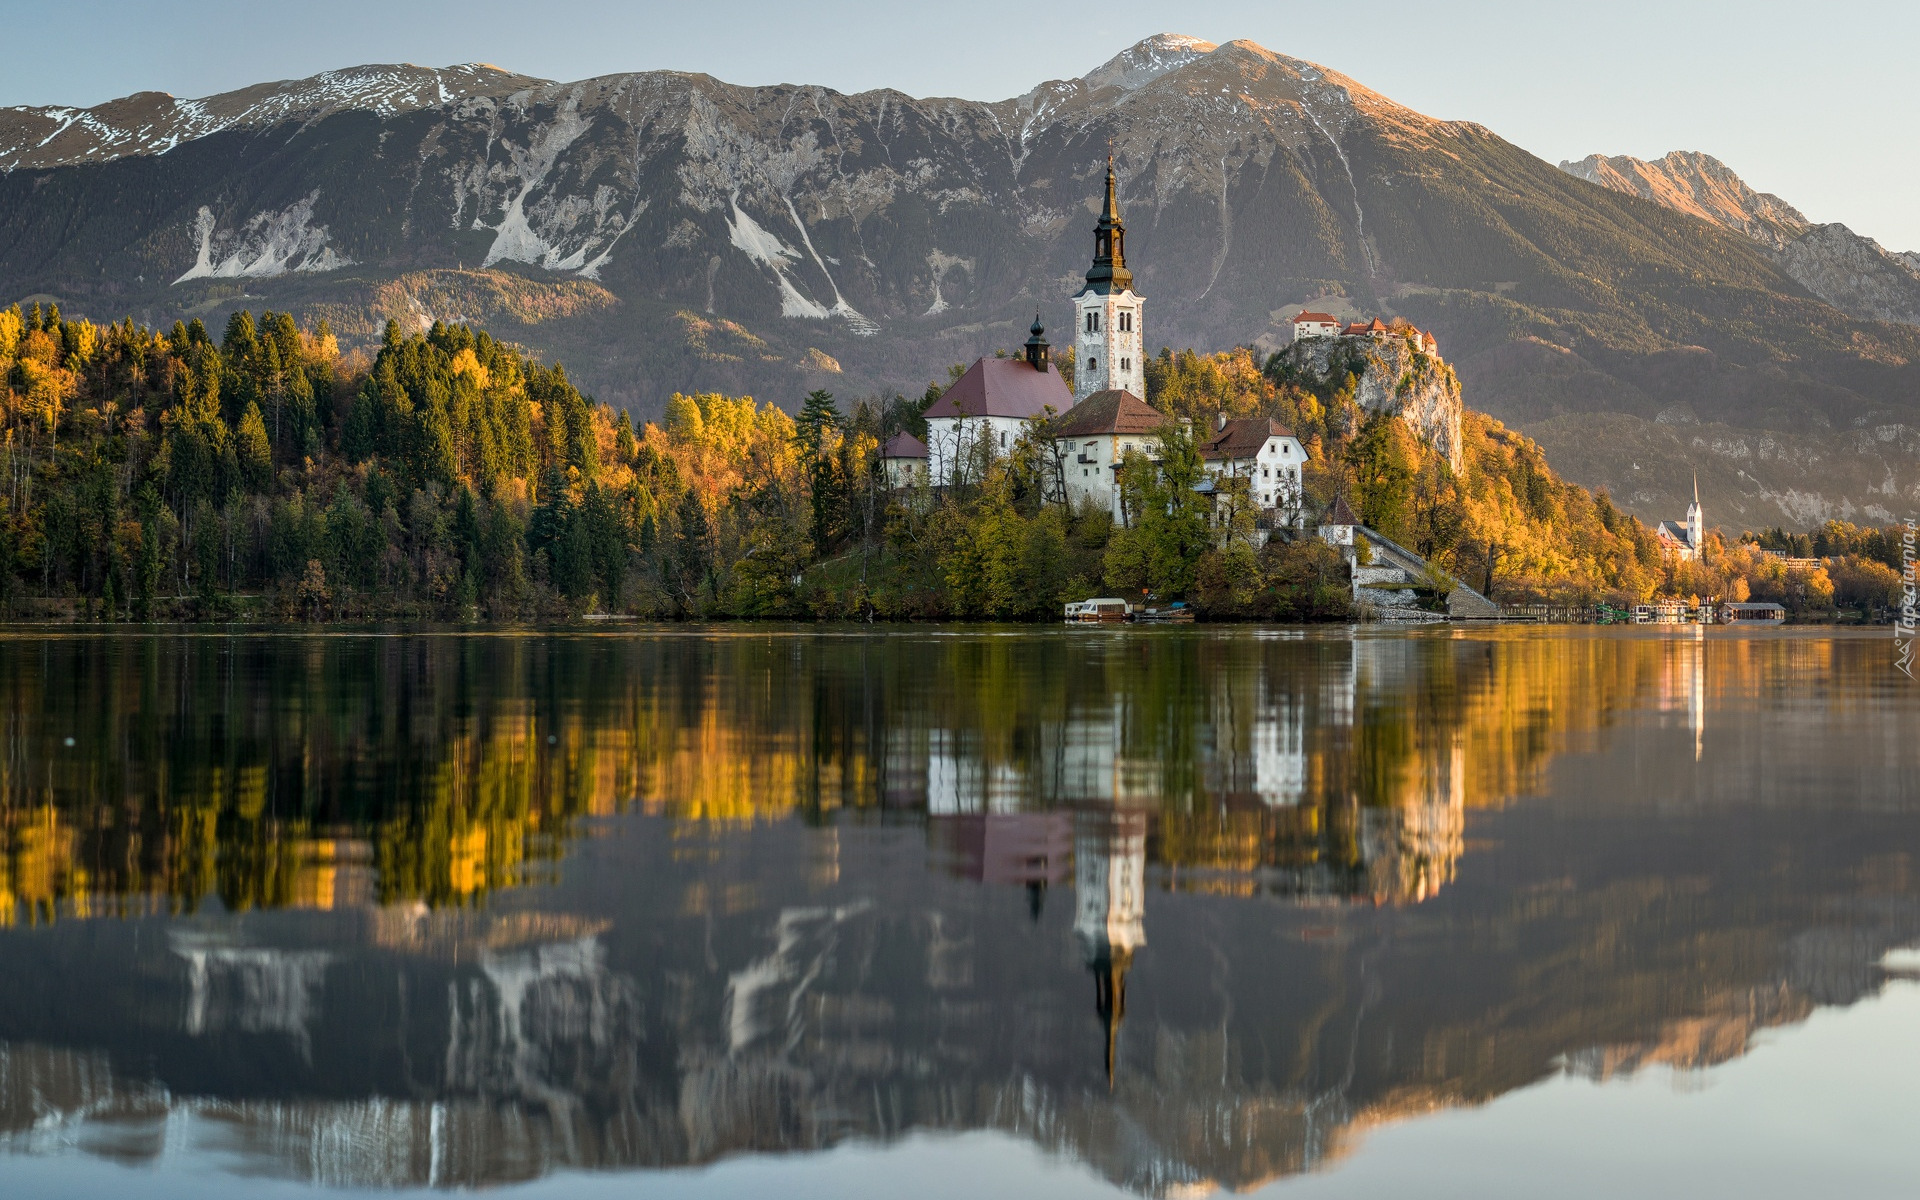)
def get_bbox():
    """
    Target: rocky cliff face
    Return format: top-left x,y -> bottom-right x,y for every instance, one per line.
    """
1561,151 -> 1920,326
1280,333 -> 1463,471
3,37 -> 1918,528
